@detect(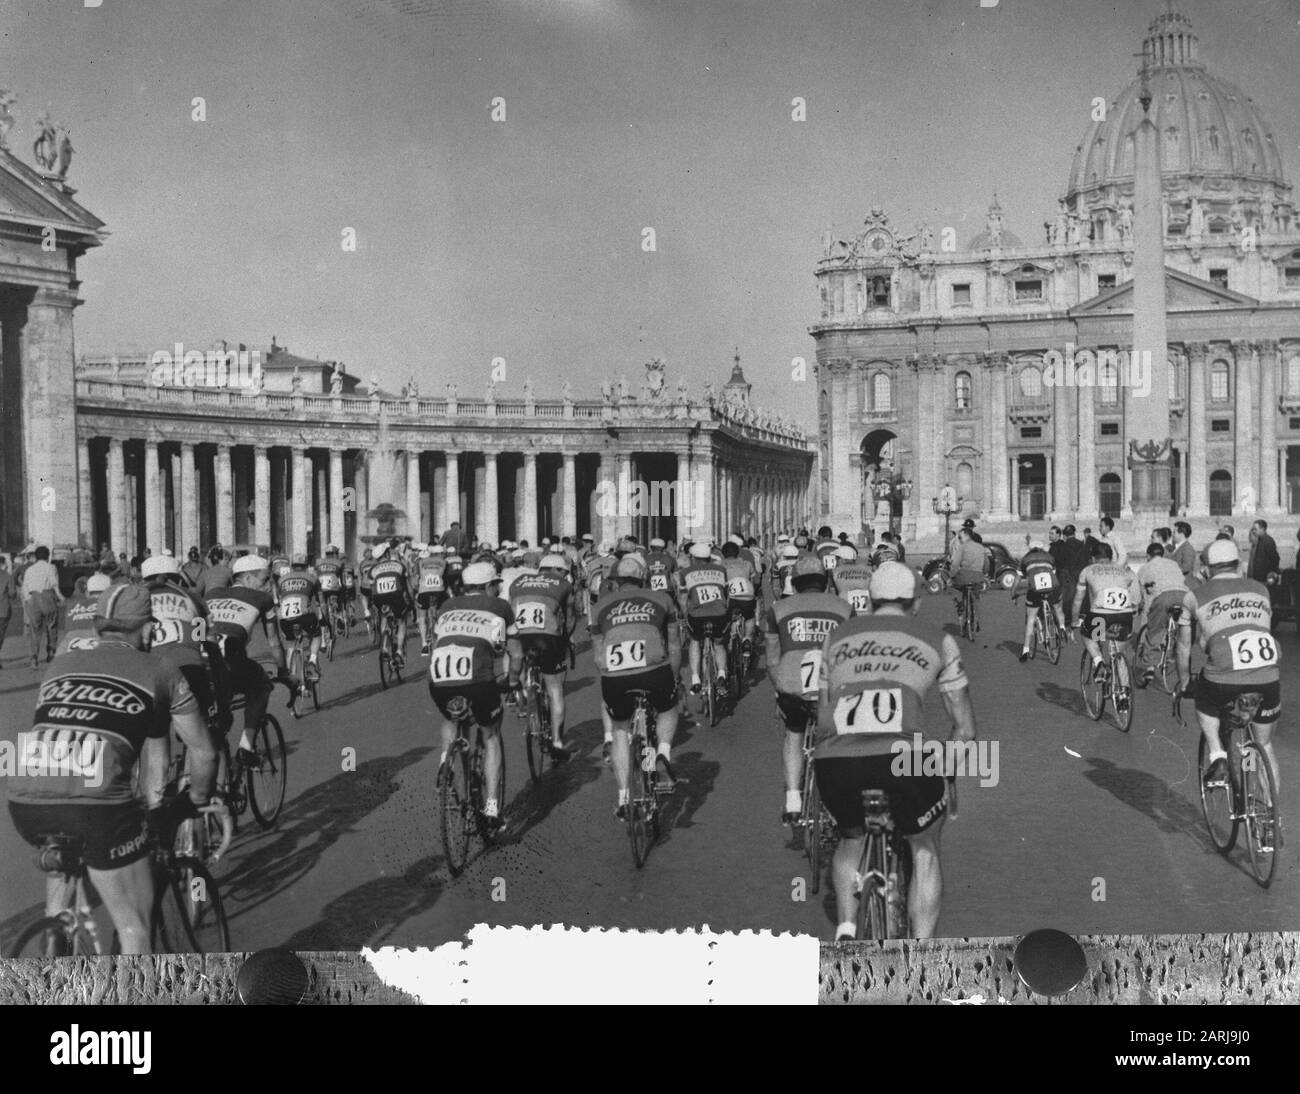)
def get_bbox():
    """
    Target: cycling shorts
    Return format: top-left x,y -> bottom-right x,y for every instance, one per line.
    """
775,691 -> 817,733
9,800 -> 151,871
685,614 -> 728,641
812,754 -> 948,838
516,634 -> 568,675
1192,675 -> 1281,726
601,663 -> 679,722
1082,611 -> 1133,642
373,591 -> 408,616
429,680 -> 503,727
416,590 -> 446,611
1025,586 -> 1062,609
278,614 -> 320,641
728,599 -> 756,622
